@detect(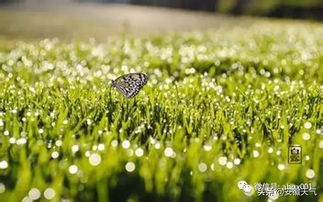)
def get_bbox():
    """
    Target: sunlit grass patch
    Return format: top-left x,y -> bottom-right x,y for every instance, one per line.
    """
0,22 -> 322,202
